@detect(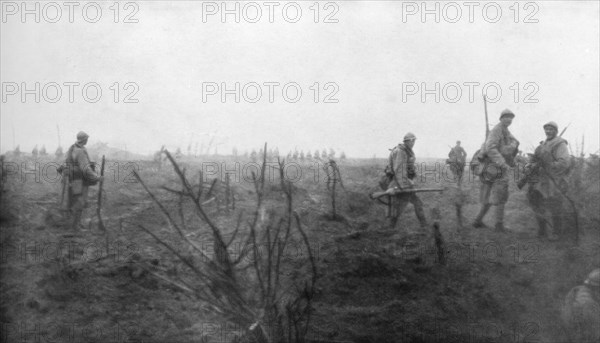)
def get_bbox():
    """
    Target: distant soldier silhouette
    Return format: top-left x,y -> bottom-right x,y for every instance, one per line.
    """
562,269 -> 600,342
55,146 -> 64,160
447,140 -> 467,184
175,147 -> 183,159
153,146 -> 165,171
